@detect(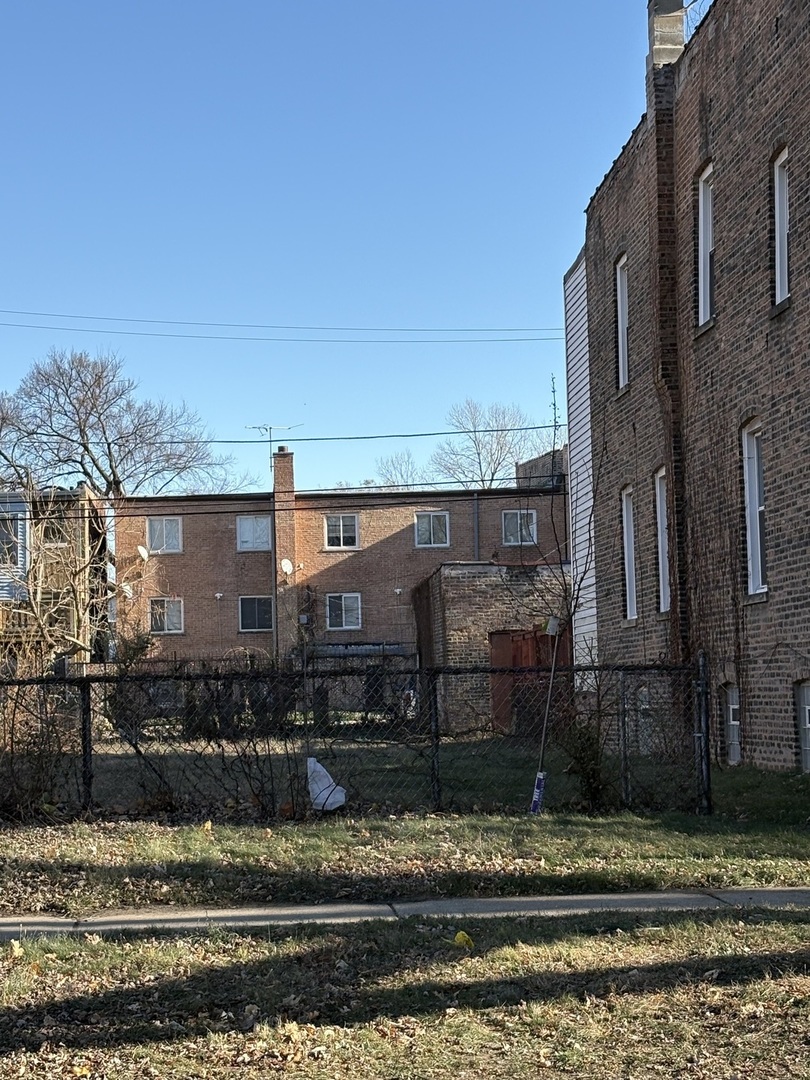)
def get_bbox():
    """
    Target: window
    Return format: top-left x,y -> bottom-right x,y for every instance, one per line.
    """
147,516 -> 182,554
415,511 -> 449,547
795,683 -> 810,773
0,515 -> 18,564
724,685 -> 741,765
621,486 -> 637,620
616,254 -> 629,387
149,597 -> 183,634
742,420 -> 766,594
655,468 -> 670,613
326,592 -> 361,630
502,509 -> 537,546
774,148 -> 790,304
239,596 -> 273,631
325,514 -> 359,549
698,163 -> 715,324
237,515 -> 271,551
